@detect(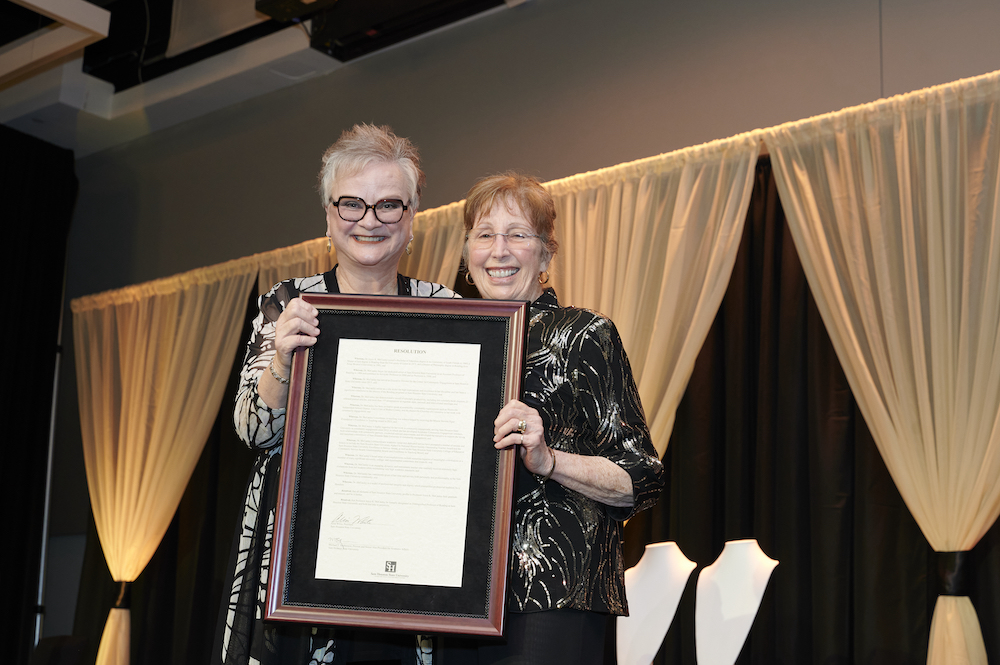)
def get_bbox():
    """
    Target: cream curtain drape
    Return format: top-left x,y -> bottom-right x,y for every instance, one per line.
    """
763,70 -> 1000,665
257,236 -> 336,295
545,134 -> 761,455
397,200 -> 467,286
72,257 -> 258,665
